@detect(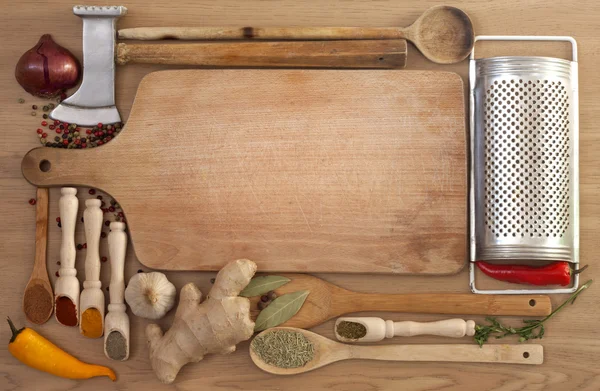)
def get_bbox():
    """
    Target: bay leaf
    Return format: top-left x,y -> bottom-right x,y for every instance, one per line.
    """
239,275 -> 291,297
254,290 -> 310,331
